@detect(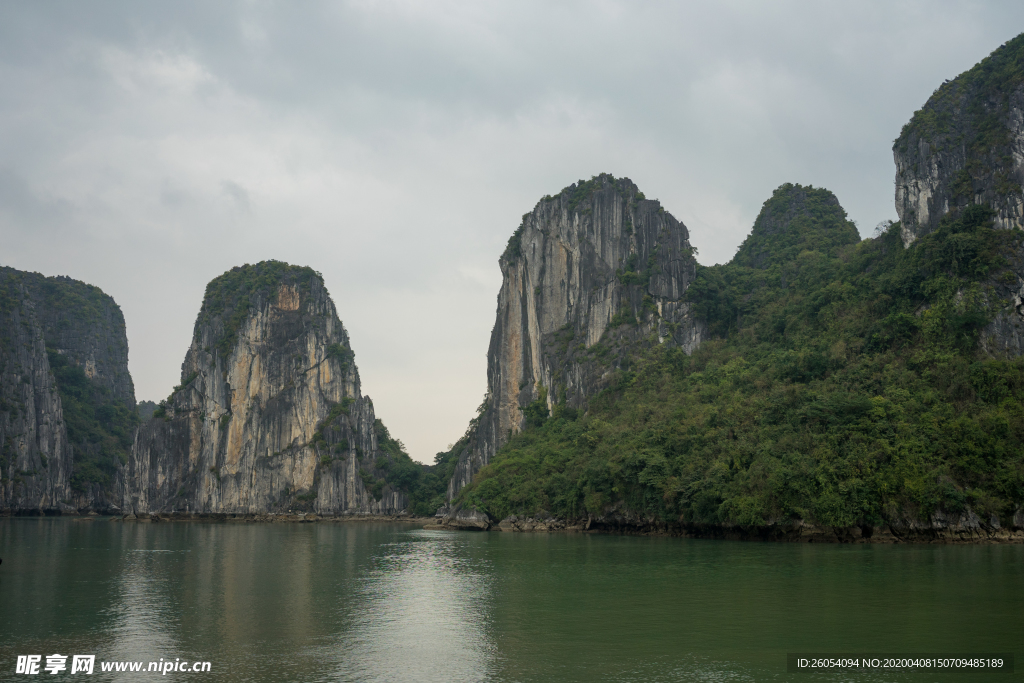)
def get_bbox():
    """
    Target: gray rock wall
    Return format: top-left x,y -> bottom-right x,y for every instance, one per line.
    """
446,175 -> 703,500
894,86 -> 1024,247
0,270 -> 73,512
